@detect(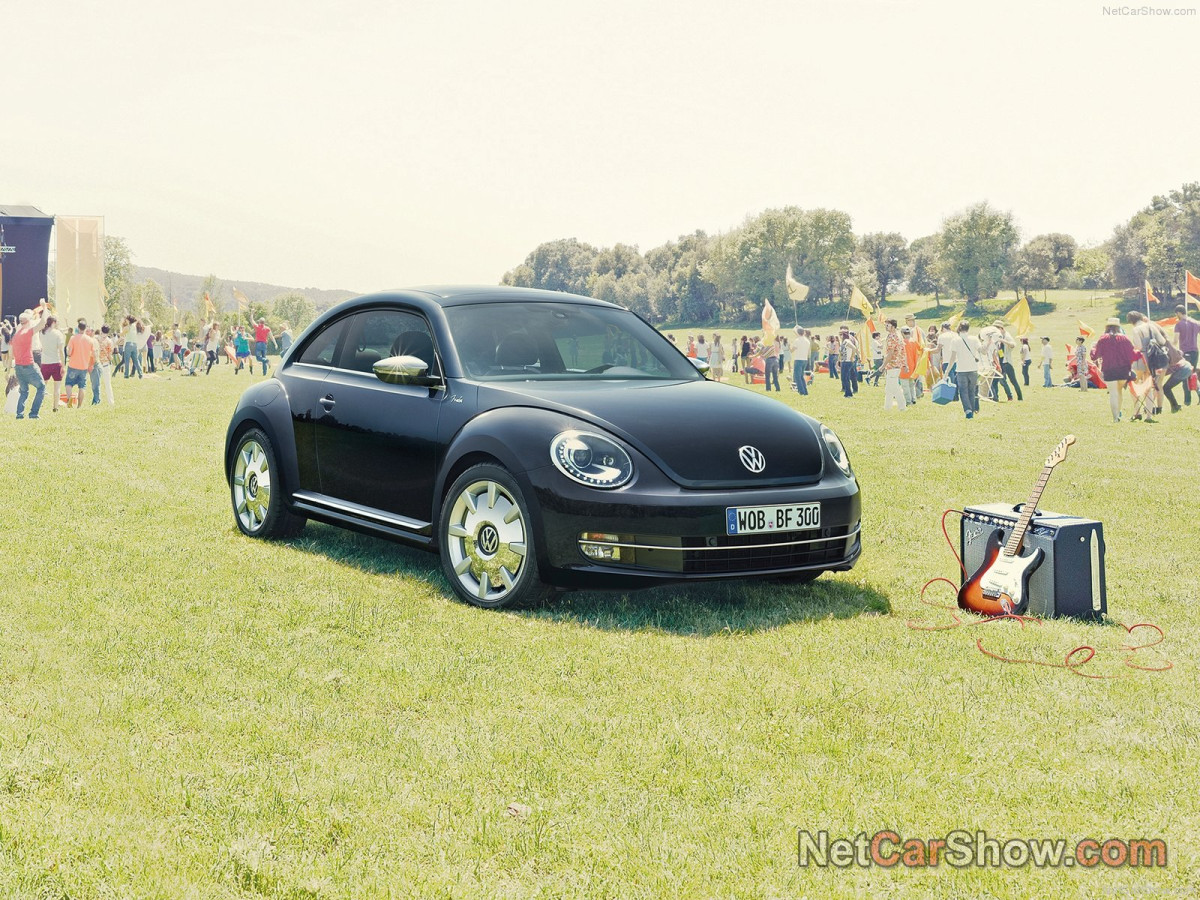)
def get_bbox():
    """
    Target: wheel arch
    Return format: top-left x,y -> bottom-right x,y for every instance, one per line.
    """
224,386 -> 302,505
